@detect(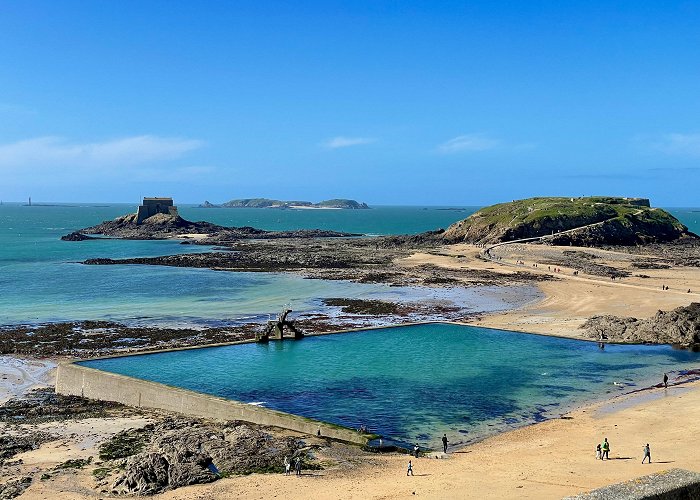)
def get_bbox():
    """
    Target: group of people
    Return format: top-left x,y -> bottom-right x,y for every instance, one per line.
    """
595,438 -> 653,463
407,434 -> 450,476
283,456 -> 303,476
